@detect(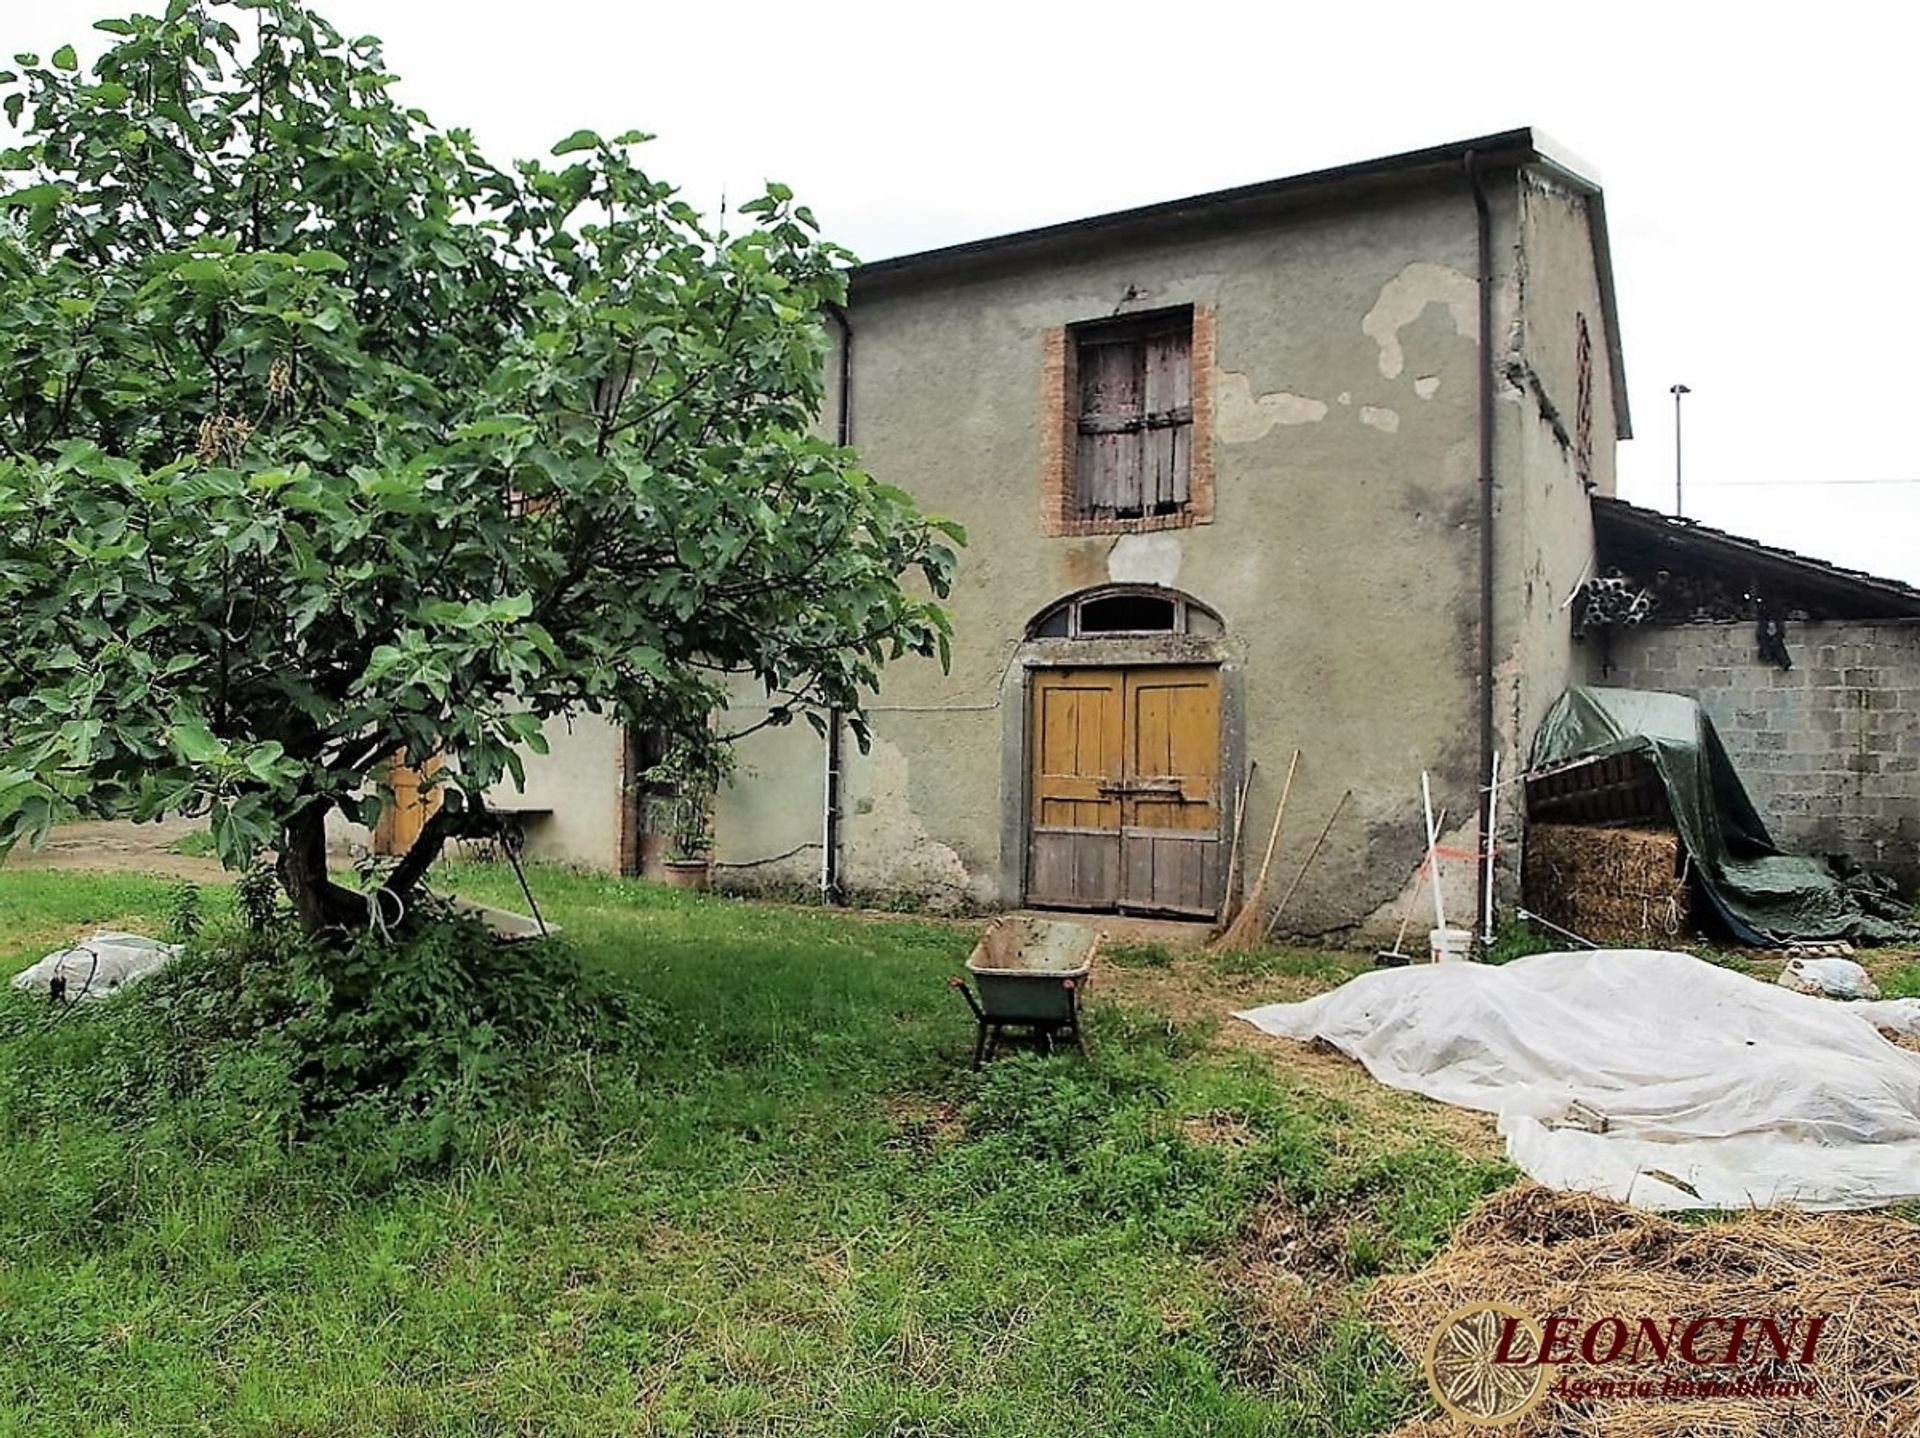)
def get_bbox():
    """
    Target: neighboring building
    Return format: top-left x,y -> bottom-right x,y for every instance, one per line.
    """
427,127 -> 1633,938
1582,498 -> 1920,891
